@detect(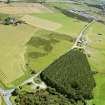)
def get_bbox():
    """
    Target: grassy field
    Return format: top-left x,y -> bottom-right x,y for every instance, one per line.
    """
32,13 -> 87,37
0,3 -> 51,14
86,22 -> 105,105
88,74 -> 105,105
86,22 -> 105,73
0,24 -> 36,87
25,29 -> 74,71
21,15 -> 62,31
